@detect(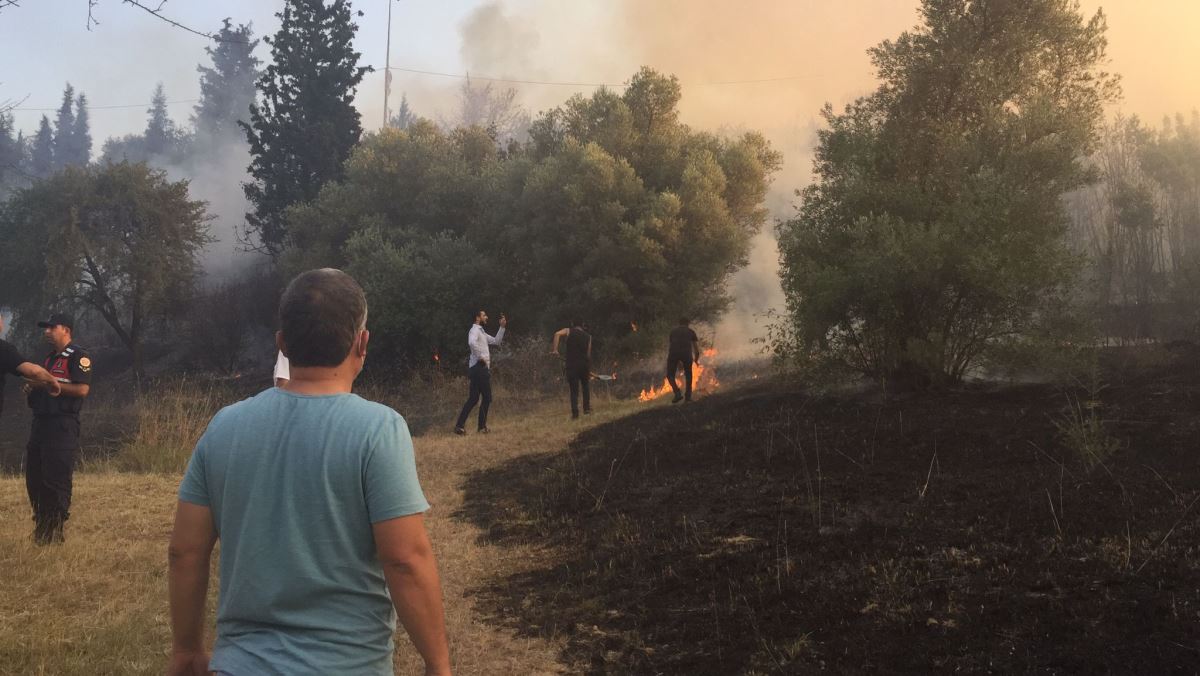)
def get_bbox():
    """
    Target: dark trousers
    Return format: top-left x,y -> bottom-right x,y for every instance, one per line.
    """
456,362 -> 493,430
566,366 -> 591,415
26,416 -> 80,523
667,355 -> 694,400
